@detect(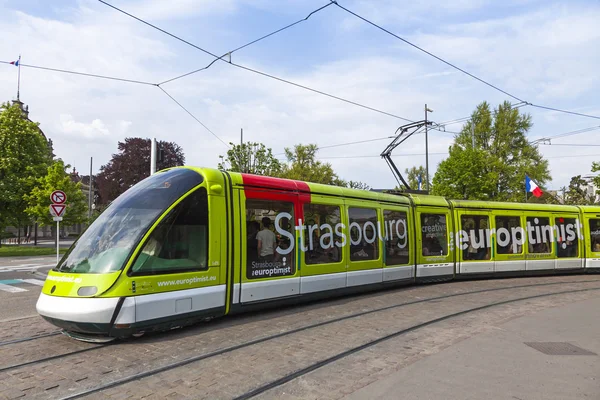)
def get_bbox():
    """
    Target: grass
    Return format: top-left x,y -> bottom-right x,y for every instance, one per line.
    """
0,246 -> 68,257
